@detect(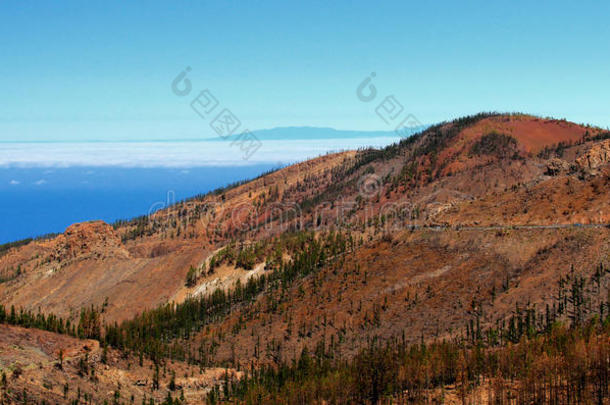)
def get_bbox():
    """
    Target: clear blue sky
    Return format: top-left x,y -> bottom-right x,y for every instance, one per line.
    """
1,0 -> 609,141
